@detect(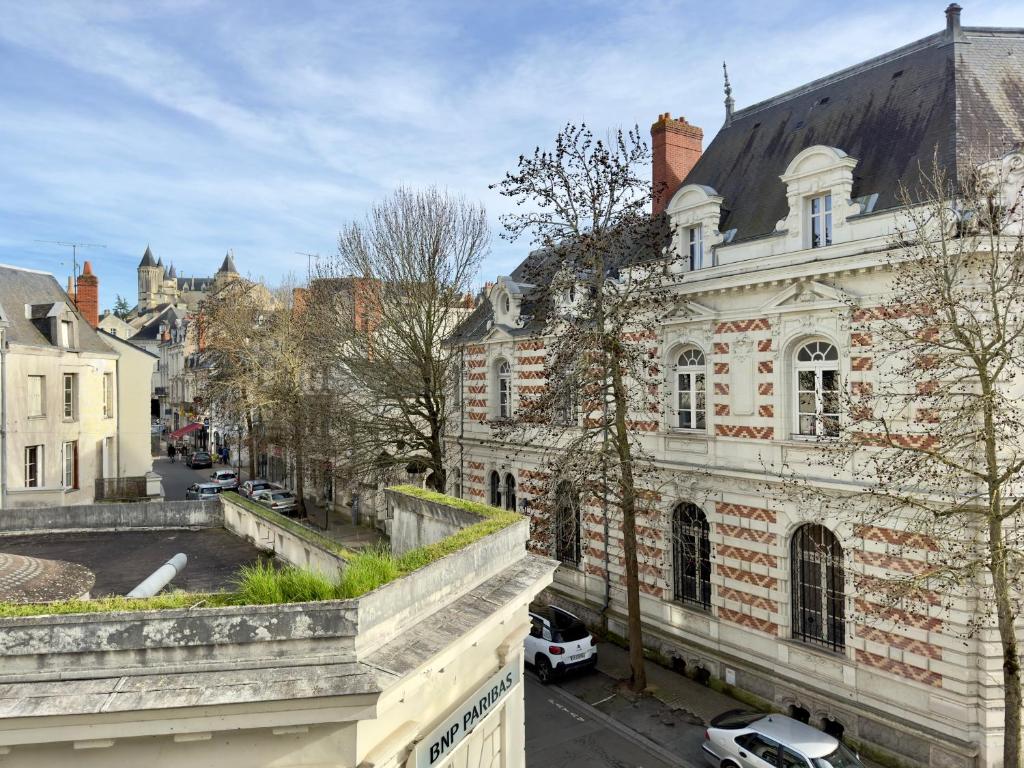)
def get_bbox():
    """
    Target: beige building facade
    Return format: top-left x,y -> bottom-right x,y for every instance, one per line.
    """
0,264 -> 157,507
448,13 -> 1024,768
